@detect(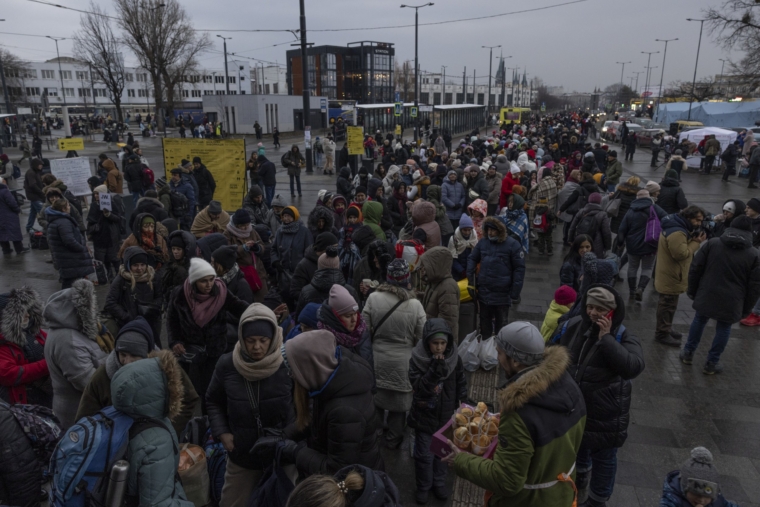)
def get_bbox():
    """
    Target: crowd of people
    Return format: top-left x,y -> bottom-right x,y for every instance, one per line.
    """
0,111 -> 755,507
